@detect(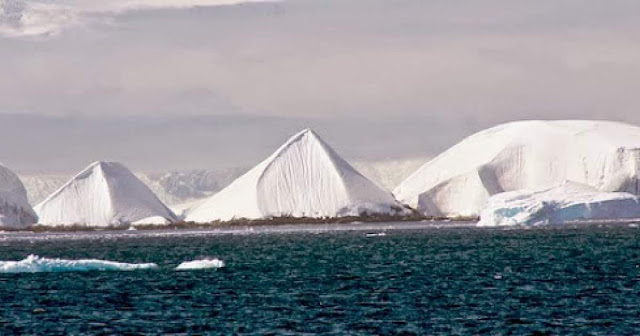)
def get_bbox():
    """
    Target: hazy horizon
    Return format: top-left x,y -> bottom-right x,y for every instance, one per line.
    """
2,0 -> 640,173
